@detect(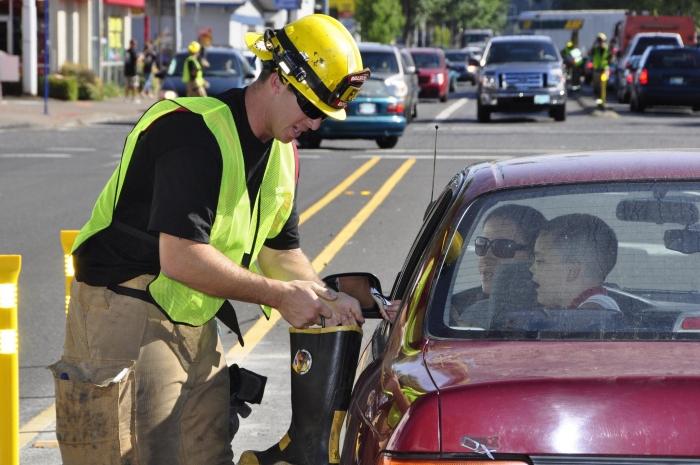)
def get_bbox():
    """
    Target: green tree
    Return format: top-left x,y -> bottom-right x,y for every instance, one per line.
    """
356,0 -> 406,44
